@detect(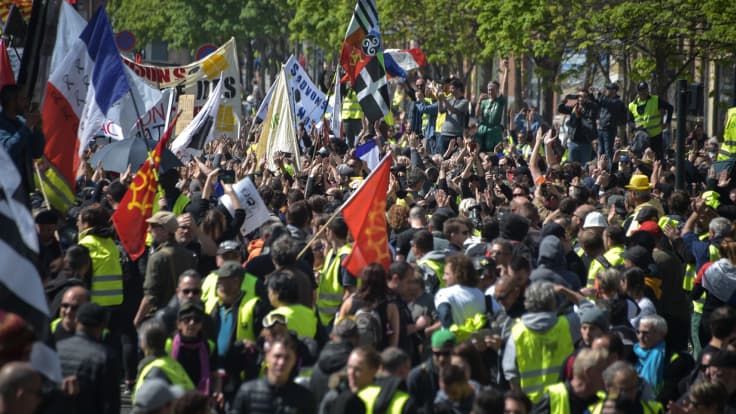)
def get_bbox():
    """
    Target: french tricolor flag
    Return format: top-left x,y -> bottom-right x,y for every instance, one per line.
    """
42,7 -> 131,189
356,138 -> 380,171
